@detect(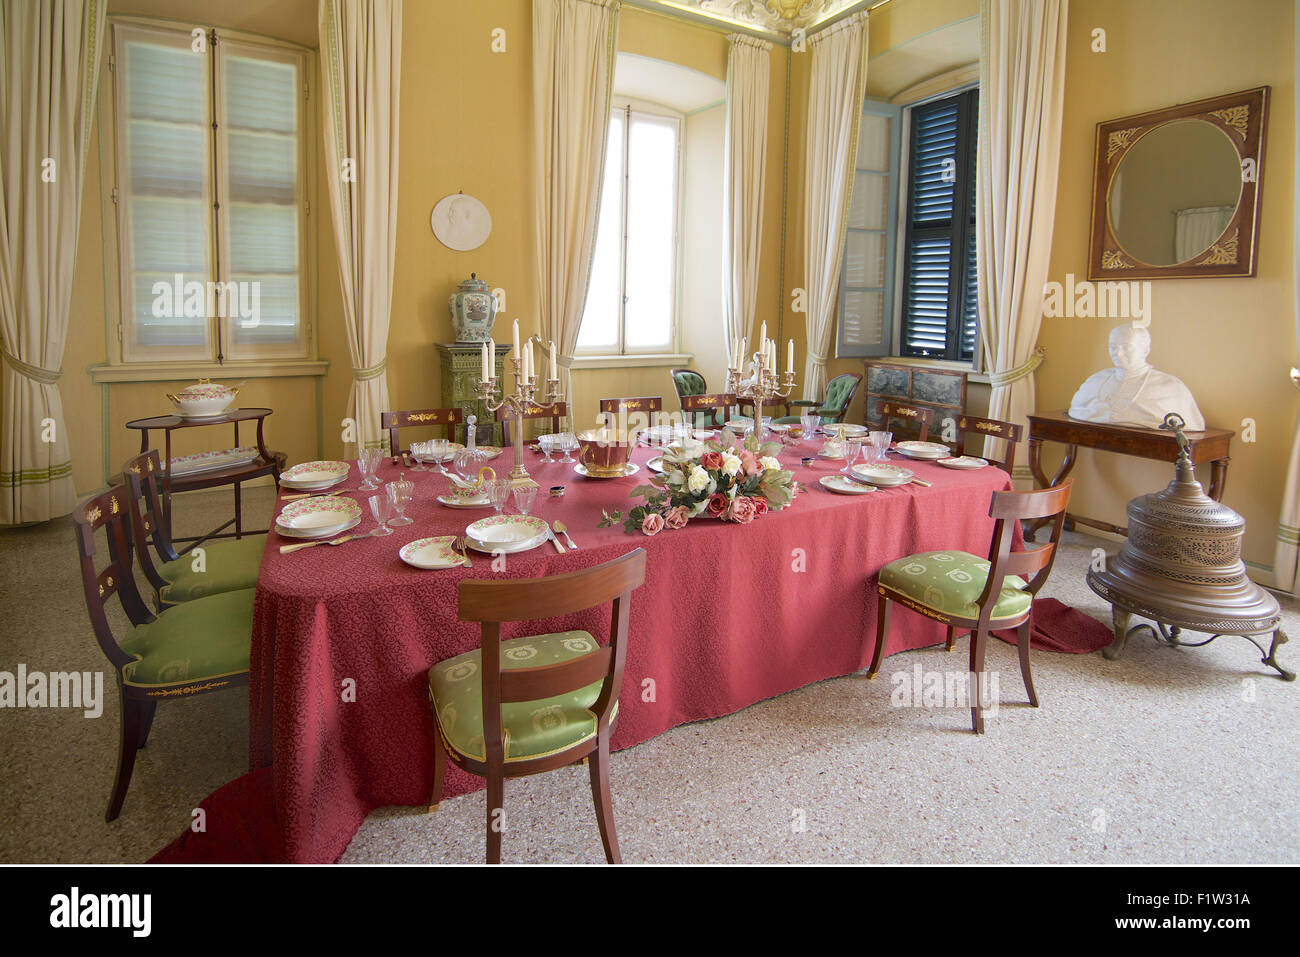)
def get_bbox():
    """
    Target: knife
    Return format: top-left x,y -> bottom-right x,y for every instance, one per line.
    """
547,527 -> 566,553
